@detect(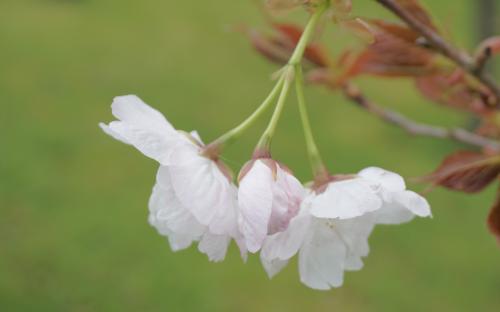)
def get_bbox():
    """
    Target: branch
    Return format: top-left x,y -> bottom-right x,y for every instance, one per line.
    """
375,0 -> 500,104
342,83 -> 500,151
